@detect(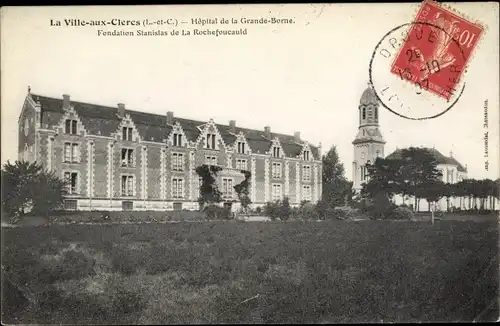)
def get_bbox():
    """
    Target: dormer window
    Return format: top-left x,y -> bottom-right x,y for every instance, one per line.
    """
237,141 -> 246,154
272,147 -> 280,158
303,150 -> 310,161
173,133 -> 183,147
122,127 -> 133,141
65,119 -> 77,135
206,133 -> 216,149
